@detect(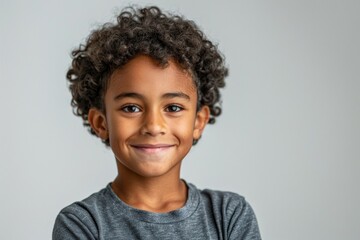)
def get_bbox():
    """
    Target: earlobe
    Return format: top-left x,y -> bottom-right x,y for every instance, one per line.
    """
193,106 -> 210,140
88,108 -> 108,140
